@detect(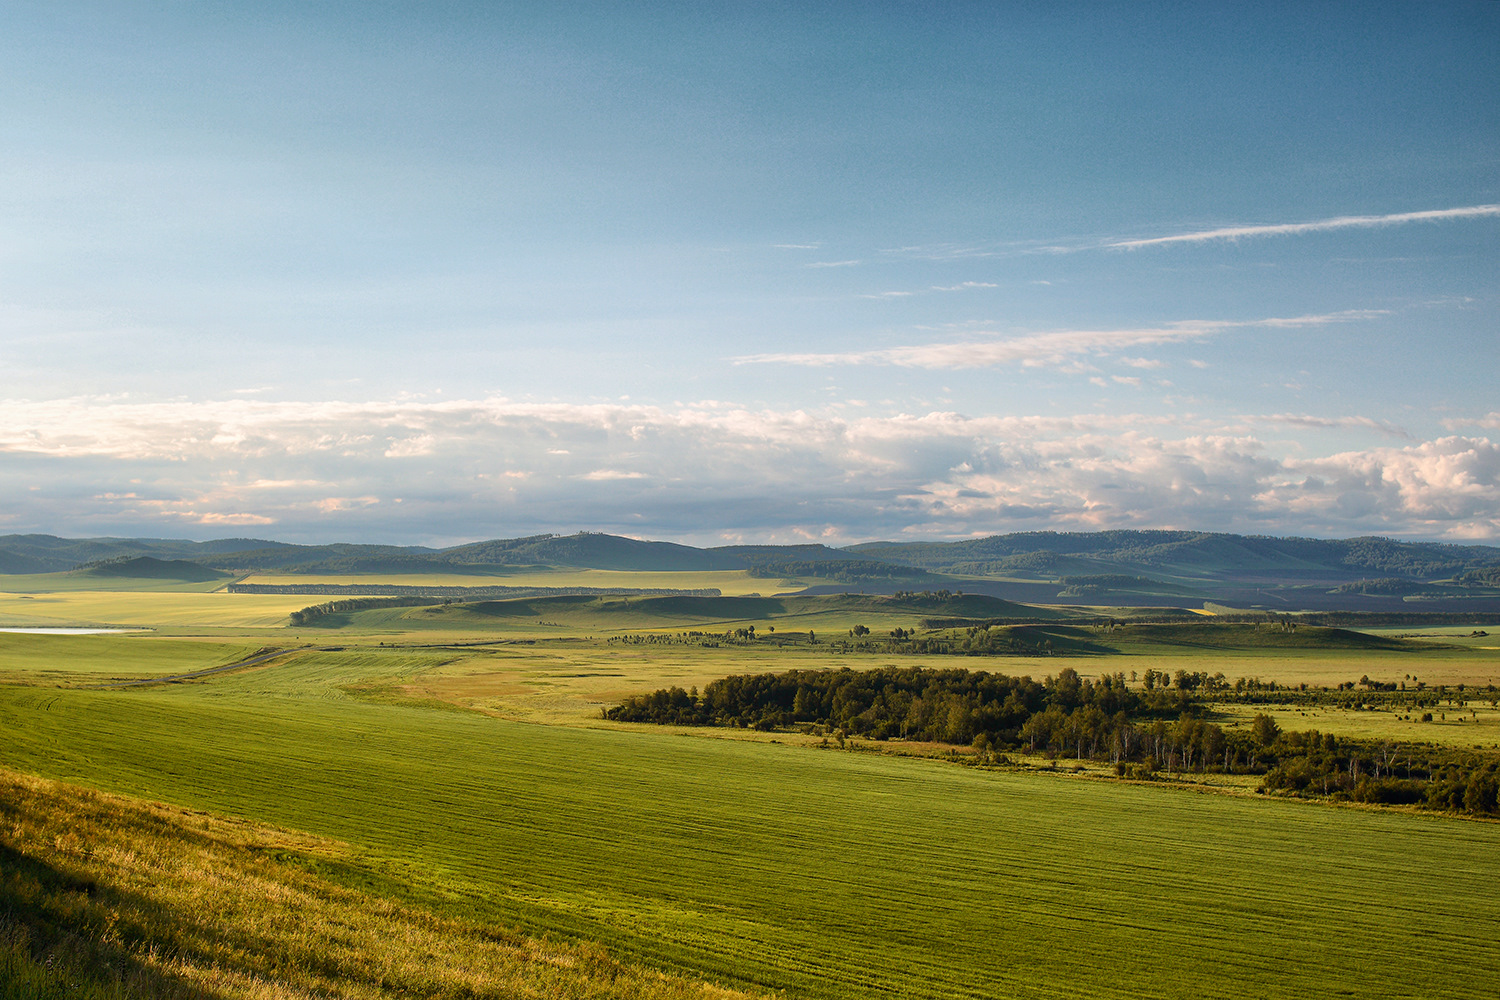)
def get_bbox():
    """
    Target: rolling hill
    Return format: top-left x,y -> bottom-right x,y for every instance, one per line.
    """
4,529 -> 1499,613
